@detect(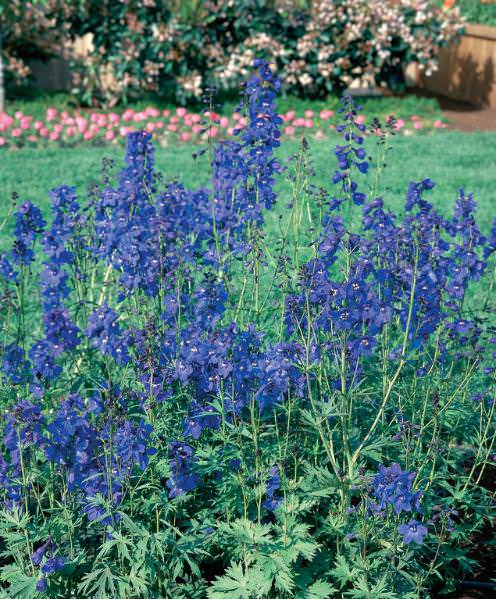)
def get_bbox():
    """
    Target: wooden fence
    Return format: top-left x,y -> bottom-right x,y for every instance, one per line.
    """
419,23 -> 496,108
